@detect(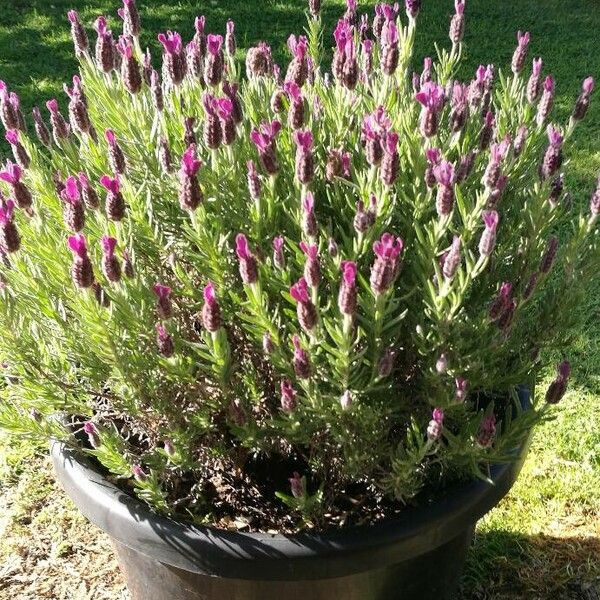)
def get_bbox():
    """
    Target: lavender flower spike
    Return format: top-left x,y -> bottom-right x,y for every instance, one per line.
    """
280,379 -> 298,413
202,281 -> 222,333
511,31 -> 530,75
434,160 -> 456,217
427,408 -> 444,441
478,210 -> 499,257
236,233 -> 259,285
290,276 -> 318,332
545,361 -> 571,404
